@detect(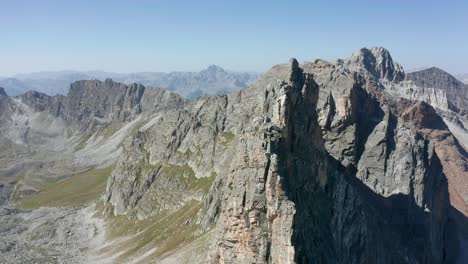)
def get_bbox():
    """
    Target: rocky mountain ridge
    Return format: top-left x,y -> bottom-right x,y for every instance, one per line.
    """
0,79 -> 184,193
103,48 -> 466,263
0,47 -> 466,263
